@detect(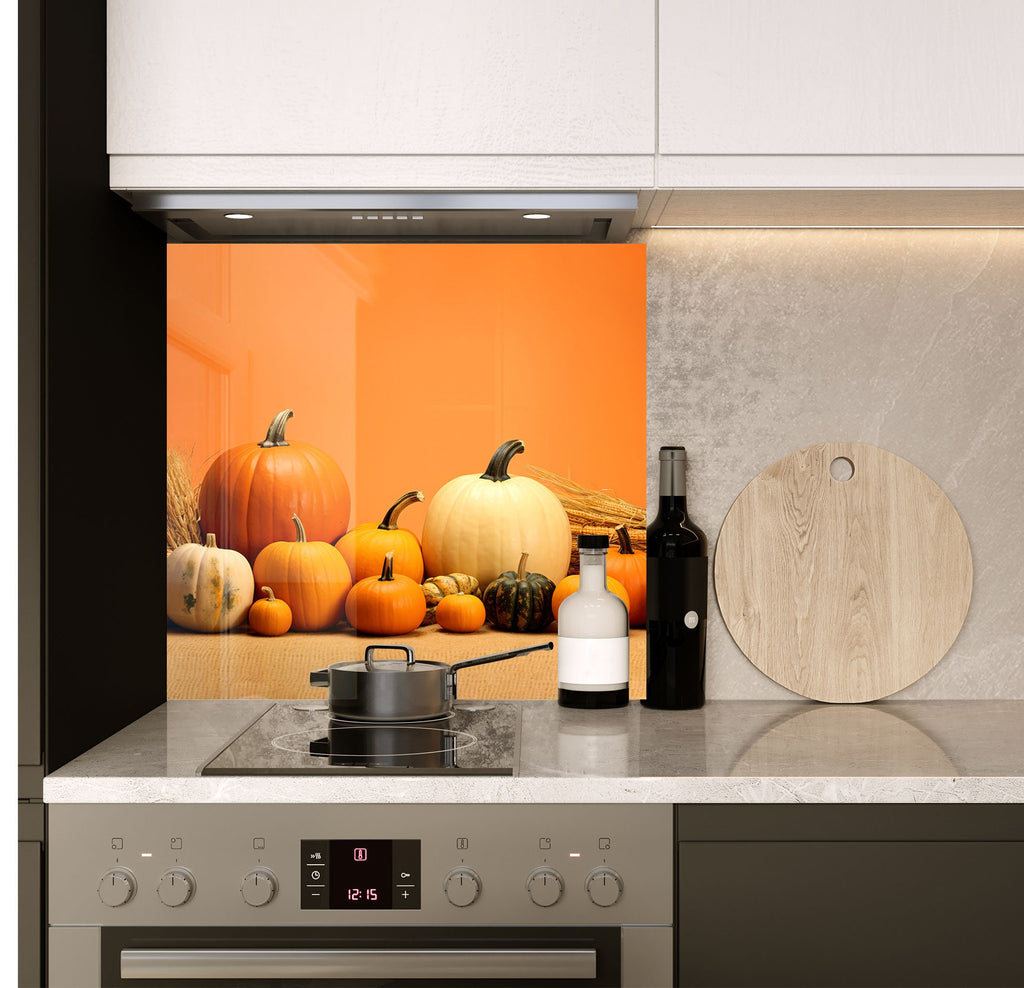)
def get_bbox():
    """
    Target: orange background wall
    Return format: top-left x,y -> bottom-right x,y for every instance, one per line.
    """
167,244 -> 646,538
